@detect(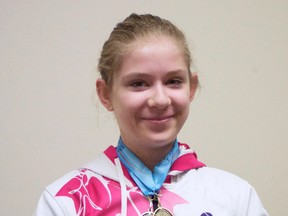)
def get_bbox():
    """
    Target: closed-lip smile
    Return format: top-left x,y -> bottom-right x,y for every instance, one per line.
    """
142,115 -> 174,121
